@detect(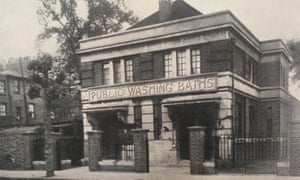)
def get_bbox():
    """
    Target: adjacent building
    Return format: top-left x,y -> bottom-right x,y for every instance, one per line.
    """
78,0 -> 299,168
0,70 -> 45,128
